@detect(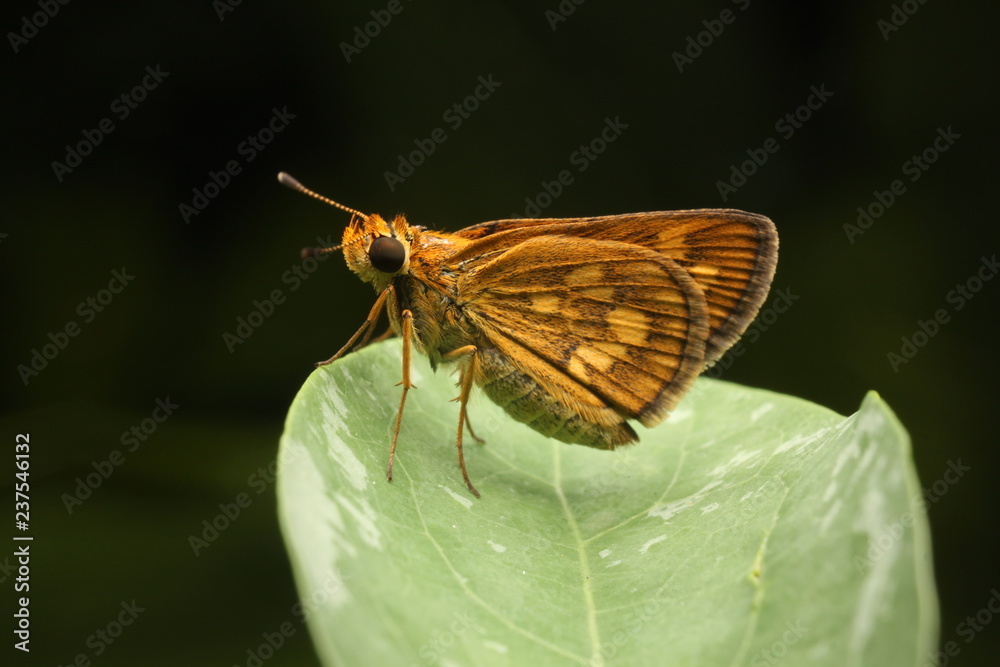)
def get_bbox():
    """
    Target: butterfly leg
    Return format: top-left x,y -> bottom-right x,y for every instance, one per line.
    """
386,308 -> 414,484
463,413 -> 486,444
316,286 -> 391,367
355,310 -> 395,351
443,345 -> 481,498
450,386 -> 484,442
352,316 -> 383,351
